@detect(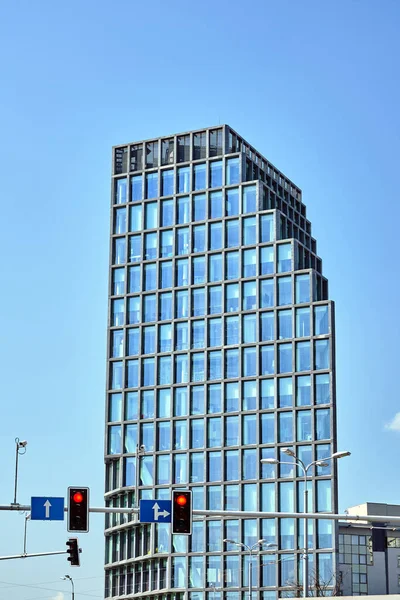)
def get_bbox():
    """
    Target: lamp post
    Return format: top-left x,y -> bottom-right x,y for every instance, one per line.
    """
61,575 -> 74,600
223,538 -> 277,600
261,449 -> 350,597
135,444 -> 146,508
13,438 -> 28,505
